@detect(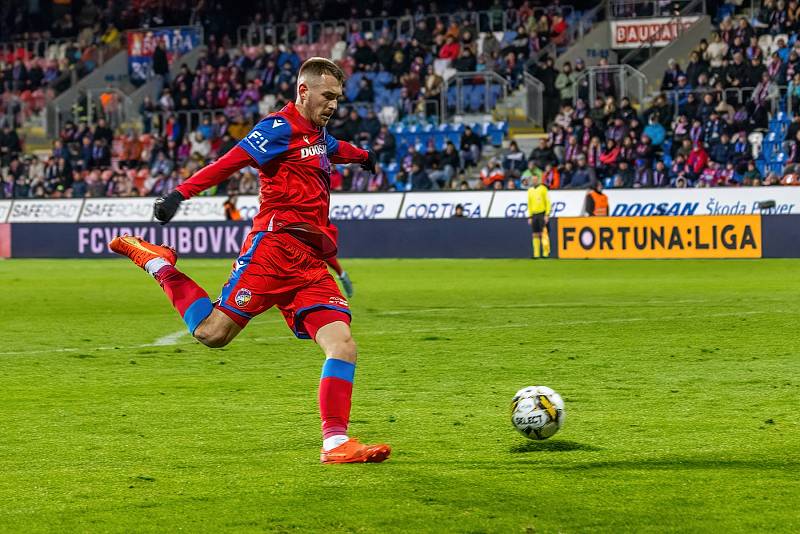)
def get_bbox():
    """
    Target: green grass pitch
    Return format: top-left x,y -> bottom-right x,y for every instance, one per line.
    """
1,258 -> 799,533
